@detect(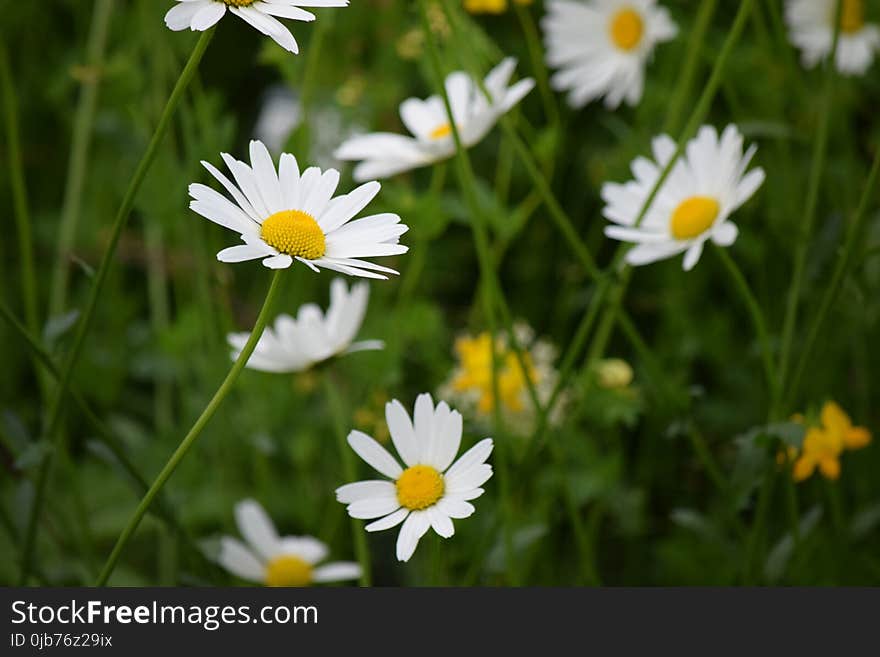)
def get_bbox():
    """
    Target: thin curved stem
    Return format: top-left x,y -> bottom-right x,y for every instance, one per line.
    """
579,0 -> 755,393
323,373 -> 373,587
662,0 -> 718,135
48,0 -> 115,318
95,269 -> 283,586
715,246 -> 778,399
786,145 -> 880,407
513,3 -> 558,128
0,45 -> 39,339
18,29 -> 215,585
776,2 -> 842,416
